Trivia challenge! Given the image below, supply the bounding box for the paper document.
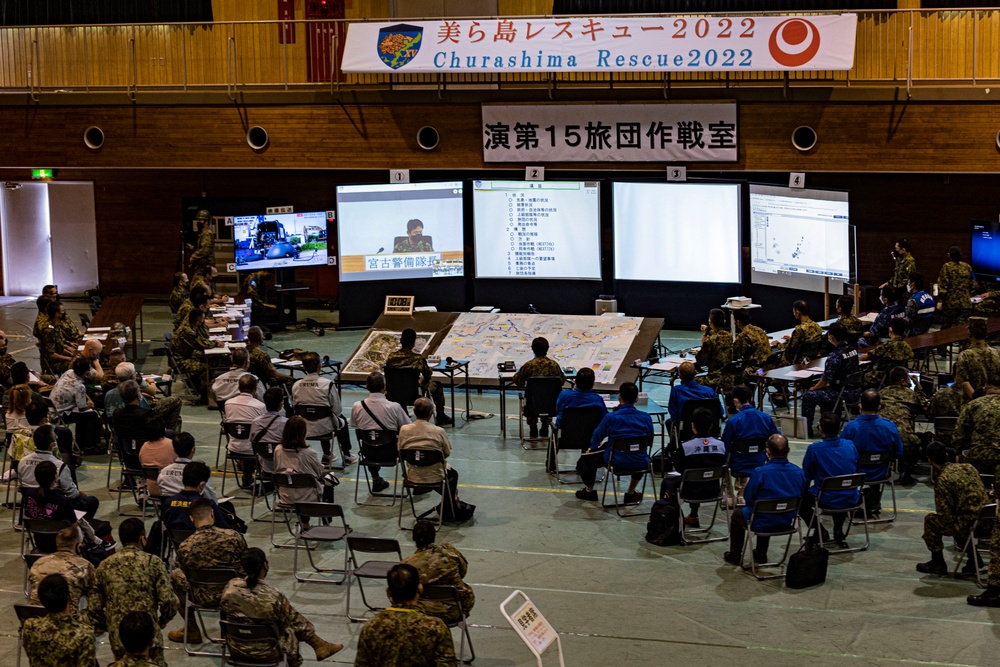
[86,327,111,332]
[787,369,823,379]
[648,361,681,371]
[859,312,878,323]
[74,510,87,521]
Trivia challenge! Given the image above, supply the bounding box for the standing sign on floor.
[501,590,565,667]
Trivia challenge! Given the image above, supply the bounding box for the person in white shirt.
[211,347,265,405]
[350,371,411,494]
[19,424,100,519]
[49,357,102,453]
[225,375,266,488]
[157,432,219,502]
[291,351,350,467]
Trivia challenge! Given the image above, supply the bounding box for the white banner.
[482,104,737,162]
[342,15,856,74]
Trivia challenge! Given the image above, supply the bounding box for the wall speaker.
[791,125,817,152]
[416,126,440,151]
[246,126,269,150]
[84,126,105,150]
[995,130,1000,150]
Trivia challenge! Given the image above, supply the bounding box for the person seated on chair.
[732,309,772,382]
[100,348,126,394]
[291,351,352,468]
[28,525,96,615]
[398,398,462,510]
[666,361,717,425]
[172,309,222,399]
[858,286,907,349]
[8,401,73,485]
[840,389,904,519]
[249,386,287,477]
[109,611,162,667]
[0,329,17,389]
[385,327,453,426]
[225,374,266,489]
[722,384,780,505]
[172,285,208,334]
[771,299,823,365]
[157,433,220,501]
[574,382,654,504]
[20,425,99,521]
[859,318,913,387]
[350,371,411,494]
[33,293,54,340]
[802,323,859,439]
[22,573,97,667]
[246,325,293,386]
[878,366,928,487]
[105,361,183,432]
[799,412,860,547]
[220,547,343,666]
[355,563,456,667]
[169,271,189,316]
[905,272,936,336]
[161,460,232,531]
[835,296,863,335]
[660,407,727,529]
[212,346,265,404]
[272,416,334,518]
[512,336,566,439]
[113,379,154,442]
[139,414,177,497]
[10,361,48,400]
[402,520,475,625]
[954,317,1000,401]
[49,356,103,454]
[554,367,606,428]
[190,264,227,306]
[23,461,87,553]
[952,376,1000,479]
[724,434,807,567]
[77,338,104,384]
[917,442,988,578]
[696,308,733,392]
[5,383,32,430]
[169,498,247,646]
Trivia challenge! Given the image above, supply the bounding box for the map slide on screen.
[473,180,601,279]
[613,182,741,283]
[344,330,436,375]
[433,313,642,384]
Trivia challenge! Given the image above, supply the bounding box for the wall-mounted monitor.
[234,211,330,270]
[336,182,464,283]
[473,180,601,280]
[972,220,1000,283]
[749,184,850,291]
[612,182,741,283]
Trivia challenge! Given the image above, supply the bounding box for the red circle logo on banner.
[768,18,821,67]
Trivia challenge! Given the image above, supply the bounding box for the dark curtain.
[553,0,895,11]
[0,0,213,25]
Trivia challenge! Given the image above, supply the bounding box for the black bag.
[650,448,672,475]
[645,497,681,546]
[80,540,109,566]
[785,543,829,589]
[442,498,476,523]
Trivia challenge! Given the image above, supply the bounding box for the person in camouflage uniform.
[89,518,178,667]
[835,296,863,335]
[512,336,566,438]
[928,383,965,431]
[954,317,1000,400]
[57,310,81,348]
[242,270,276,327]
[109,611,161,667]
[879,366,929,485]
[39,300,77,375]
[169,271,189,315]
[28,525,96,616]
[0,330,16,388]
[917,442,988,576]
[355,563,456,667]
[33,294,53,340]
[246,325,293,385]
[402,521,475,624]
[385,328,452,426]
[172,309,215,396]
[774,300,823,365]
[884,238,917,289]
[696,308,733,392]
[937,246,974,328]
[23,573,97,667]
[953,379,1000,479]
[188,209,214,273]
[732,309,770,382]
[169,498,246,645]
[394,219,434,253]
[220,548,342,666]
[969,496,1000,606]
[861,319,913,387]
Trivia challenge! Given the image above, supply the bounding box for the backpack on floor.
[645,497,681,546]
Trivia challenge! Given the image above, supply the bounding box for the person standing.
[938,245,973,328]
[882,238,916,289]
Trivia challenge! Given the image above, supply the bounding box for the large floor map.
[433,313,643,384]
[344,329,436,375]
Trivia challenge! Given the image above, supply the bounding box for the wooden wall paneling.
[499,0,554,16]
[346,1,392,20]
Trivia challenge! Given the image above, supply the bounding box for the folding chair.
[670,397,722,446]
[354,429,401,506]
[934,416,959,444]
[182,566,240,656]
[549,406,605,484]
[13,604,46,667]
[213,402,229,469]
[795,341,826,364]
[142,466,165,517]
[518,376,563,449]
[677,466,730,544]
[384,367,424,414]
[219,621,288,667]
[805,473,869,554]
[219,423,255,496]
[738,497,802,580]
[22,553,43,598]
[953,503,997,588]
[165,334,201,402]
[853,451,897,525]
[250,440,277,521]
[600,435,654,518]
[421,584,476,664]
[21,518,71,594]
[112,434,147,517]
[270,473,321,549]
[165,528,194,569]
[727,438,767,503]
[833,371,865,421]
[398,448,452,530]
[292,502,351,584]
[294,404,345,471]
[345,536,402,622]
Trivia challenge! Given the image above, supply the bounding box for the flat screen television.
[233,211,331,270]
[972,220,1000,283]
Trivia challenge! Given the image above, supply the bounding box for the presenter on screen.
[393,219,434,253]
[880,238,916,289]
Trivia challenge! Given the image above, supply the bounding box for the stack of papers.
[787,369,823,379]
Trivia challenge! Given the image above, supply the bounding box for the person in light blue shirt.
[722,384,780,503]
[839,389,904,519]
[574,382,653,505]
[667,361,718,423]
[800,412,860,545]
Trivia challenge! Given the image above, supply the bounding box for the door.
[1,182,52,296]
[47,182,100,295]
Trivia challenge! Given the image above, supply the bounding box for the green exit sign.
[31,169,54,180]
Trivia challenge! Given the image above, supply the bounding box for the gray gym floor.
[0,297,993,667]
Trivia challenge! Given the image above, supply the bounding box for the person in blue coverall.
[667,362,717,423]
[801,322,859,438]
[550,367,607,473]
[800,412,860,545]
[723,384,781,504]
[575,382,653,505]
[839,389,904,518]
[724,434,806,566]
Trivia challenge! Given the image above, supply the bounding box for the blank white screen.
[613,182,741,283]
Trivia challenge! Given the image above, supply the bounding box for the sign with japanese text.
[510,601,558,654]
[342,15,856,73]
[482,103,737,162]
